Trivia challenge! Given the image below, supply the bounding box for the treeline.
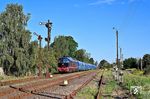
[98,54,150,75]
[0,4,96,76]
[123,54,150,75]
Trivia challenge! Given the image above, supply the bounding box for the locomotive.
[58,56,97,73]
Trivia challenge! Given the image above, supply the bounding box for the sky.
[0,0,150,63]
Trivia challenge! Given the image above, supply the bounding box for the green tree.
[66,36,78,57]
[123,57,138,69]
[42,48,57,74]
[74,49,86,62]
[0,4,31,76]
[142,54,150,75]
[28,41,39,75]
[51,35,78,59]
[98,59,111,69]
[74,49,94,64]
[89,58,94,64]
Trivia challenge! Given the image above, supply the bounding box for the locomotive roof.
[62,56,75,61]
[61,56,96,66]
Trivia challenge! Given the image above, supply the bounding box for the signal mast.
[33,32,43,77]
[40,20,52,78]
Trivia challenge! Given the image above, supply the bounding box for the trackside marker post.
[63,80,68,85]
[50,74,53,78]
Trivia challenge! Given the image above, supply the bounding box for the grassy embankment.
[123,69,150,98]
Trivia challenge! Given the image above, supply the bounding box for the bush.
[0,76,4,80]
[132,69,144,75]
[144,65,150,75]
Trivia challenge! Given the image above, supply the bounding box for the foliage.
[102,79,118,95]
[89,58,94,64]
[98,59,111,69]
[77,87,97,99]
[142,54,150,75]
[0,4,31,76]
[28,40,39,74]
[51,37,95,64]
[123,57,138,69]
[74,49,94,64]
[132,69,144,75]
[74,49,85,62]
[123,71,150,98]
[51,35,78,59]
[0,76,4,80]
[144,66,150,75]
[42,48,57,74]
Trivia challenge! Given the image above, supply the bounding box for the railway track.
[0,76,39,86]
[0,70,98,99]
[0,74,60,98]
[96,70,104,99]
[23,71,98,99]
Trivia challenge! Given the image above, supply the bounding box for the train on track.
[58,56,97,73]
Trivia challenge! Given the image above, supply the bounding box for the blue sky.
[0,0,150,63]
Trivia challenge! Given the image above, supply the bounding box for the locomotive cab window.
[59,58,69,63]
[58,58,70,67]
[58,63,69,67]
[63,58,69,63]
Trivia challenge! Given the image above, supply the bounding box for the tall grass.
[123,73,150,89]
[123,71,150,98]
[102,70,118,95]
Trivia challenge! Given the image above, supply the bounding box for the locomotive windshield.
[58,58,70,67]
[58,58,69,63]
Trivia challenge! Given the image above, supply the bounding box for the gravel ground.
[23,72,96,99]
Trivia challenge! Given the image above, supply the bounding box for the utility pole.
[113,27,122,83]
[33,32,43,77]
[113,27,119,68]
[40,20,52,78]
[116,30,119,68]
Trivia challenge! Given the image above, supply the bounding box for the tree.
[142,54,150,75]
[89,58,94,64]
[0,4,31,76]
[74,49,86,62]
[51,35,78,59]
[74,49,94,64]
[42,48,57,74]
[98,59,111,69]
[28,41,39,75]
[66,36,78,57]
[123,57,138,69]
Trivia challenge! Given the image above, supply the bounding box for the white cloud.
[89,0,141,6]
[89,0,116,5]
